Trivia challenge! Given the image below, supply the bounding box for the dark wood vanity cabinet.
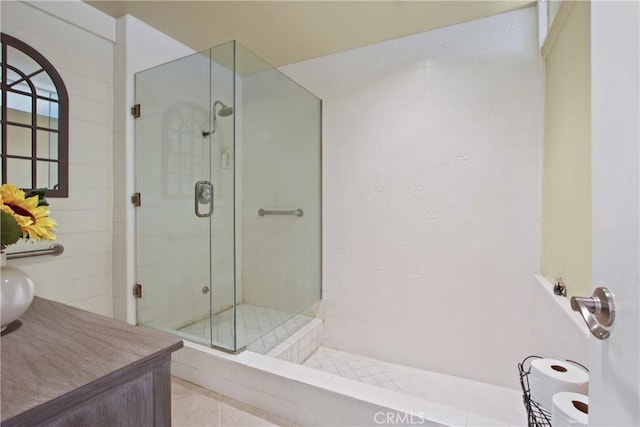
[1,297,183,426]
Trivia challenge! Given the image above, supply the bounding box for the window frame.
[1,32,69,197]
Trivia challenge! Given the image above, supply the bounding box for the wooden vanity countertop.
[0,297,183,423]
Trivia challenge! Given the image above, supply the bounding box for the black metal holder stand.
[518,355,588,427]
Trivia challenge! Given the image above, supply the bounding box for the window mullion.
[1,40,7,184]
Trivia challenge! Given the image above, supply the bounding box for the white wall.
[1,0,116,316]
[540,1,591,299]
[283,7,543,388]
[530,275,589,364]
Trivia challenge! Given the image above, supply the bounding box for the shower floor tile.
[303,346,526,425]
[178,303,312,353]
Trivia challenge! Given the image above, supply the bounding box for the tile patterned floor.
[303,347,526,425]
[172,377,295,427]
[246,313,314,354]
[177,303,312,353]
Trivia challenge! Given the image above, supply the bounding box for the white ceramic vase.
[1,251,35,331]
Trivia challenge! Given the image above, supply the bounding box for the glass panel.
[235,42,322,353]
[37,130,58,160]
[36,98,59,129]
[6,94,32,124]
[134,48,214,348]
[164,106,208,196]
[208,41,237,350]
[6,125,32,157]
[6,70,22,87]
[7,46,42,77]
[11,81,31,94]
[32,72,57,98]
[36,160,58,189]
[6,158,31,188]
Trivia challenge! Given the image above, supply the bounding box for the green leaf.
[25,188,49,206]
[1,210,22,246]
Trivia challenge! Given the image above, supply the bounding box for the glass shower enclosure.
[134,41,321,353]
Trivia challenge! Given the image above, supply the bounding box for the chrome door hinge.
[133,284,142,299]
[131,192,141,207]
[131,104,141,118]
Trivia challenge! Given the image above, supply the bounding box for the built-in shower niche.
[134,40,321,352]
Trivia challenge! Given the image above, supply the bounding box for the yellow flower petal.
[0,183,56,241]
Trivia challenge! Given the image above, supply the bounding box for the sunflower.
[0,184,56,241]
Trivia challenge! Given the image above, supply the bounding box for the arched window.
[1,33,69,197]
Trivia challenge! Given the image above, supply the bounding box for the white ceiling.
[85,1,534,68]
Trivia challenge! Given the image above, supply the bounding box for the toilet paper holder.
[518,355,589,427]
[570,286,615,340]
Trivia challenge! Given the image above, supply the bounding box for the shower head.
[218,105,233,117]
[202,100,233,137]
[214,101,233,117]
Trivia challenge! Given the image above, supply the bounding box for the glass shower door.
[134,46,236,350]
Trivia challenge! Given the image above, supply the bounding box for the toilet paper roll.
[529,359,588,412]
[551,392,588,427]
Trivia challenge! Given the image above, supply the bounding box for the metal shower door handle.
[570,286,615,340]
[195,181,214,217]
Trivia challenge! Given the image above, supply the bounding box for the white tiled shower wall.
[282,7,543,389]
[1,1,115,316]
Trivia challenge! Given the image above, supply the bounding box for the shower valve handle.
[195,181,214,218]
